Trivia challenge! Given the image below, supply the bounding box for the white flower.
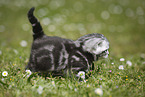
[26,70,32,74]
[20,40,27,47]
[111,62,114,65]
[37,86,43,94]
[2,71,8,76]
[87,85,90,87]
[95,88,103,96]
[74,88,77,92]
[52,81,55,86]
[25,70,32,77]
[77,71,85,79]
[119,65,124,70]
[126,60,132,66]
[120,58,125,61]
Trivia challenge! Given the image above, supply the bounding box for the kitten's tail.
[28,7,45,39]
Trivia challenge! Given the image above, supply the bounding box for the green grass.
[0,51,144,97]
[0,0,145,97]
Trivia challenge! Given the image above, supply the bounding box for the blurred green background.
[0,0,145,57]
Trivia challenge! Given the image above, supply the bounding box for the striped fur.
[27,7,44,40]
[26,7,109,77]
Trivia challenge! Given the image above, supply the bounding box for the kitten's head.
[76,33,109,60]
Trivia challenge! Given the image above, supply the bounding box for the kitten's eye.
[98,42,102,46]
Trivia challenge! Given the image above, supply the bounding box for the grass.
[0,52,144,97]
[0,0,145,97]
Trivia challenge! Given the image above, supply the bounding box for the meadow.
[0,0,145,97]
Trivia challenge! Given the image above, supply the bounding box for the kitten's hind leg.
[25,62,35,72]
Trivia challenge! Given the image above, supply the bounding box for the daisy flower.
[95,88,103,96]
[111,62,114,65]
[2,71,8,76]
[120,58,125,61]
[126,60,132,66]
[37,85,43,94]
[87,84,90,87]
[119,65,124,70]
[52,81,55,86]
[25,70,32,77]
[74,88,77,92]
[77,71,85,79]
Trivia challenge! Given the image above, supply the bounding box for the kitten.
[25,7,109,77]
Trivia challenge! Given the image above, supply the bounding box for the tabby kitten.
[25,7,109,76]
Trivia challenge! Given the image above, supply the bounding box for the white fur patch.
[74,41,80,47]
[71,67,81,71]
[83,38,109,55]
[44,45,54,51]
[37,45,55,52]
[95,40,109,54]
[103,50,109,58]
[50,53,55,70]
[72,55,80,61]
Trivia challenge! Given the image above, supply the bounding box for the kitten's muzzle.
[96,49,109,58]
